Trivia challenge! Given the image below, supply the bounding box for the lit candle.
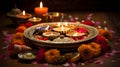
[34,1,48,16]
[61,25,64,31]
[53,25,70,33]
[64,23,68,26]
[28,17,42,24]
[16,10,32,19]
[66,31,86,37]
[57,22,61,26]
[42,31,60,39]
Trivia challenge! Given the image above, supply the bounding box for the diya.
[28,17,42,24]
[66,31,87,38]
[16,10,32,19]
[43,31,60,39]
[53,25,70,34]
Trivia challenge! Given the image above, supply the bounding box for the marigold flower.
[89,42,101,56]
[16,25,26,33]
[78,44,94,61]
[45,49,60,63]
[98,28,112,40]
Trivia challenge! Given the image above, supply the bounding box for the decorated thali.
[24,22,98,51]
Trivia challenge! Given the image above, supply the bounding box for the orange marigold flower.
[12,32,24,40]
[11,32,24,43]
[45,49,60,63]
[16,25,26,33]
[98,28,112,40]
[78,44,94,61]
[12,39,25,45]
[89,42,101,56]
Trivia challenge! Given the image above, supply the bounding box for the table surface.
[0,11,120,67]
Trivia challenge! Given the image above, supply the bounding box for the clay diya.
[16,10,32,19]
[43,31,60,39]
[53,25,70,34]
[28,17,42,24]
[66,31,86,38]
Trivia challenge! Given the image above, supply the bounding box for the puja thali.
[24,22,98,51]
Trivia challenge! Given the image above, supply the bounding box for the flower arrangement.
[2,13,115,66]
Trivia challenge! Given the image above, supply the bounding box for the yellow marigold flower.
[98,28,112,40]
[78,44,94,61]
[45,49,60,63]
[89,42,101,56]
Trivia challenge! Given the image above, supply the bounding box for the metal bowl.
[24,22,98,51]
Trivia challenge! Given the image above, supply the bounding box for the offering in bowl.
[66,31,87,38]
[43,31,60,39]
[53,25,70,34]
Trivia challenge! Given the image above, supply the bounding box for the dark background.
[0,0,120,15]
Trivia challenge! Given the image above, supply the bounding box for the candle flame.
[61,25,64,31]
[40,1,43,8]
[45,25,50,30]
[33,17,36,20]
[22,10,25,15]
[65,23,68,26]
[56,13,59,17]
[58,22,61,26]
[73,33,78,36]
[50,33,54,35]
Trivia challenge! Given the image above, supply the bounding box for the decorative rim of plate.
[24,22,98,45]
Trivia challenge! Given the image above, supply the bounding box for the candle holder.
[16,11,32,23]
[28,17,42,25]
[66,31,86,38]
[47,12,65,22]
[6,8,22,26]
[53,25,70,34]
[42,31,60,39]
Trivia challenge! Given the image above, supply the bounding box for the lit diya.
[53,25,70,33]
[16,10,32,19]
[28,17,42,24]
[43,31,60,39]
[66,31,86,38]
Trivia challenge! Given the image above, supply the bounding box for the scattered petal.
[2,45,9,50]
[42,63,49,67]
[104,54,110,59]
[63,63,70,67]
[31,61,38,64]
[94,60,103,64]
[95,21,100,25]
[71,63,77,67]
[116,50,120,54]
[111,60,116,62]
[81,63,85,66]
